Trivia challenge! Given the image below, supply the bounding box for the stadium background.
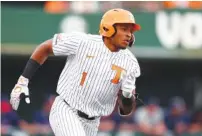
[1,1,202,136]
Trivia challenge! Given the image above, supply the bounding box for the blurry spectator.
[1,94,20,126]
[139,1,163,12]
[163,1,202,9]
[133,96,167,136]
[112,110,136,132]
[112,111,136,136]
[165,96,191,135]
[121,1,141,11]
[10,93,55,136]
[32,94,56,135]
[99,115,115,135]
[100,1,122,12]
[70,1,100,14]
[186,109,202,135]
[99,103,136,135]
[44,1,69,14]
[1,94,29,136]
[121,1,162,12]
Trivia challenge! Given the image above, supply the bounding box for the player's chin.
[118,45,127,50]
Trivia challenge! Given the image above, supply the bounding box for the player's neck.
[103,37,119,52]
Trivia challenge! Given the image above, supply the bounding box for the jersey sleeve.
[128,61,140,92]
[130,60,141,78]
[52,32,84,56]
[121,57,141,95]
[125,49,141,78]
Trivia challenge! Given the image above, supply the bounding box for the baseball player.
[10,8,141,136]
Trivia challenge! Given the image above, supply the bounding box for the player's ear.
[129,34,135,47]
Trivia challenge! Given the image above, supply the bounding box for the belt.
[63,100,95,120]
[77,110,95,120]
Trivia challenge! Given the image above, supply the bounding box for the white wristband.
[122,91,133,98]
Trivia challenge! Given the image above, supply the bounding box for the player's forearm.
[22,39,53,80]
[31,39,53,64]
[119,94,135,114]
[117,90,136,115]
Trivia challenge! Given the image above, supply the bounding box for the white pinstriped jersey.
[52,32,140,117]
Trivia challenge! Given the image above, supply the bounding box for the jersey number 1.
[80,65,125,86]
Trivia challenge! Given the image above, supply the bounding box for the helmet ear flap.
[110,24,117,37]
[102,23,116,37]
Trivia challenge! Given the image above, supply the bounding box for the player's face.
[112,23,134,49]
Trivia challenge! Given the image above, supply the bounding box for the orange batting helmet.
[99,8,141,37]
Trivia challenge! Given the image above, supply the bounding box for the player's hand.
[121,71,136,98]
[10,76,30,110]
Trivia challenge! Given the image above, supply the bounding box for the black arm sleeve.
[22,59,41,80]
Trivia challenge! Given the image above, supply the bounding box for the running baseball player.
[10,8,141,136]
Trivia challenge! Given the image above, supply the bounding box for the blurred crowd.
[1,93,202,136]
[100,97,202,136]
[43,1,202,14]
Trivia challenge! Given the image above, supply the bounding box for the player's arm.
[117,89,136,115]
[17,32,82,81]
[10,32,82,110]
[23,31,83,79]
[118,62,141,116]
[31,39,53,64]
[9,39,54,110]
[23,39,53,79]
